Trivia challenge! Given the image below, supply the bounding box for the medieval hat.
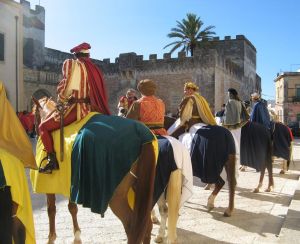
[184,81,199,91]
[137,79,157,96]
[228,88,238,96]
[70,42,91,54]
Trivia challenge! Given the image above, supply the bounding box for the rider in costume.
[126,79,168,136]
[250,92,271,129]
[0,81,36,243]
[223,88,249,129]
[170,81,216,138]
[223,88,249,172]
[117,89,138,117]
[38,42,110,173]
[126,79,194,224]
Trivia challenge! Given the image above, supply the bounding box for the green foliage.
[164,13,216,56]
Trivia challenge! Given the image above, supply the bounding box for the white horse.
[151,135,193,244]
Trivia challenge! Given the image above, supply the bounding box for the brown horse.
[164,116,236,216]
[32,97,156,244]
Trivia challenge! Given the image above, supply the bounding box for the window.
[0,33,4,61]
[296,86,300,98]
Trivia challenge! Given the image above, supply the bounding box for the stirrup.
[38,156,50,174]
[38,156,59,174]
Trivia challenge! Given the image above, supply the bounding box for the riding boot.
[39,152,59,174]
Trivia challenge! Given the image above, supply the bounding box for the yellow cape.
[193,93,217,125]
[30,112,98,196]
[0,81,36,169]
[0,148,36,244]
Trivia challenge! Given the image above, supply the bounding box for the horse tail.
[129,142,156,244]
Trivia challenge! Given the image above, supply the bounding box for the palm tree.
[164,13,216,56]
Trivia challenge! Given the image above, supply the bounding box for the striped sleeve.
[57,59,74,100]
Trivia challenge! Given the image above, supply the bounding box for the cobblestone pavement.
[28,138,300,243]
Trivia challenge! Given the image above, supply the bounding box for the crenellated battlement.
[20,0,45,14]
[99,34,255,66]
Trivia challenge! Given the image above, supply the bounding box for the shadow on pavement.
[194,207,284,236]
[281,209,300,232]
[236,189,291,207]
[176,227,231,244]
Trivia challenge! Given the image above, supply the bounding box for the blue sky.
[27,0,300,98]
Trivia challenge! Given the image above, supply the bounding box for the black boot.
[39,152,59,174]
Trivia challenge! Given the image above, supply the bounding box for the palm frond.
[163,41,183,49]
[167,32,186,39]
[169,42,185,54]
[165,13,216,56]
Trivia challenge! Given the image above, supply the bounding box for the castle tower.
[21,0,45,68]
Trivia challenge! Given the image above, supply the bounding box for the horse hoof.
[239,166,246,172]
[167,239,178,244]
[224,209,232,217]
[74,230,81,243]
[204,184,211,190]
[207,201,214,212]
[207,196,215,211]
[154,236,164,243]
[265,186,274,192]
[279,170,285,174]
[253,188,260,193]
[152,216,160,225]
[48,233,57,244]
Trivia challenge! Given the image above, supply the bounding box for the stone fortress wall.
[21,0,261,114]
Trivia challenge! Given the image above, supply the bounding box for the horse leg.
[68,201,81,242]
[207,176,225,212]
[253,167,265,193]
[151,209,160,224]
[265,157,274,192]
[204,184,212,190]
[279,159,287,174]
[224,155,236,217]
[154,195,167,243]
[47,193,57,242]
[166,169,182,244]
[143,218,153,244]
[109,167,139,243]
[12,202,26,244]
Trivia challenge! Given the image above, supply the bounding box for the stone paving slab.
[28,139,300,243]
[279,174,300,243]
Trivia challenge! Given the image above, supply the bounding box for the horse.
[150,135,193,243]
[0,150,35,244]
[164,116,236,217]
[270,121,293,174]
[238,121,291,193]
[183,115,274,194]
[31,97,82,243]
[31,97,157,244]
